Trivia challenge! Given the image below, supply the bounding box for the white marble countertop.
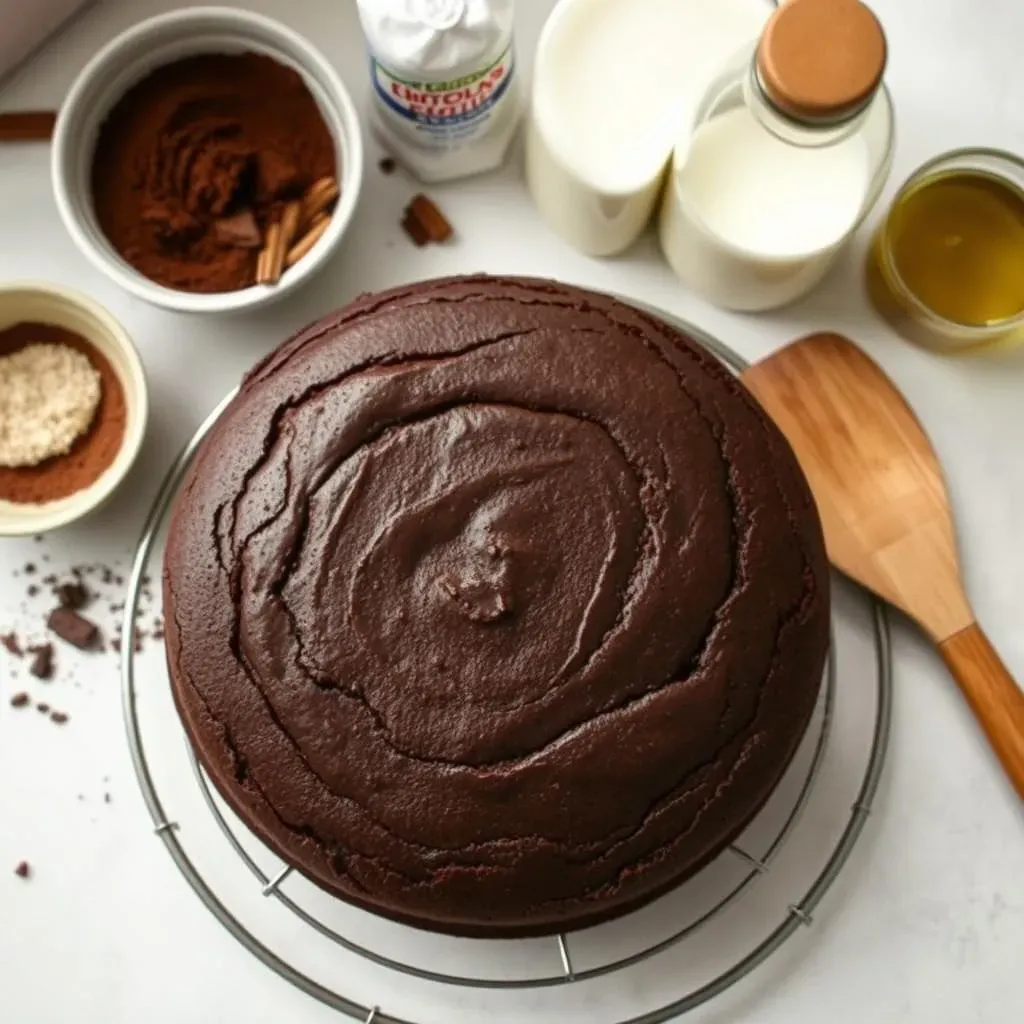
[1,1,1021,1022]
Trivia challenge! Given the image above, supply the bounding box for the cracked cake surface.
[163,275,830,936]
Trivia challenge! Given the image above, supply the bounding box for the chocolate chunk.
[9,692,30,708]
[1,632,22,657]
[48,608,99,650]
[28,643,54,680]
[14,861,30,879]
[404,193,454,245]
[378,156,397,175]
[49,710,69,725]
[401,209,430,247]
[54,581,89,609]
[214,210,262,248]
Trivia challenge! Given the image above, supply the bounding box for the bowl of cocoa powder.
[51,7,363,314]
[0,282,147,535]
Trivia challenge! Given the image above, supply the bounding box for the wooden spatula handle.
[939,623,1024,800]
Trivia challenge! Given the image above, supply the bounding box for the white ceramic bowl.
[0,282,148,536]
[51,7,363,314]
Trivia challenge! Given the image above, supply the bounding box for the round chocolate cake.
[164,276,829,937]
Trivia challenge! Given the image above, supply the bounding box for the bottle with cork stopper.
[659,0,895,311]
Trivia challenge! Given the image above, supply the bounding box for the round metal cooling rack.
[122,311,893,1024]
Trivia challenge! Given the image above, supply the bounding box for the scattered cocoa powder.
[0,323,126,504]
[54,580,89,610]
[92,53,337,293]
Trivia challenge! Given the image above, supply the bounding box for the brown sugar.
[0,323,126,504]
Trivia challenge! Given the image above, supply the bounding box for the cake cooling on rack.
[162,275,830,937]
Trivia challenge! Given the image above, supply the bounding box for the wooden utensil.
[741,332,1024,800]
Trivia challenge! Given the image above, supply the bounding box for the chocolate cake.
[163,276,830,937]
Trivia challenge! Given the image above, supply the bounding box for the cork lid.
[757,0,887,122]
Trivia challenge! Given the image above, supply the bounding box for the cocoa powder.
[0,323,126,504]
[91,53,336,293]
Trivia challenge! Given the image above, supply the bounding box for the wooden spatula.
[741,332,1024,800]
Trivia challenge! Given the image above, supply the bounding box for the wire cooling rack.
[121,311,892,1024]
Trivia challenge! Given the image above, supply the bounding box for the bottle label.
[369,45,516,151]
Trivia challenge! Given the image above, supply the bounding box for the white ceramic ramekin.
[0,282,148,536]
[51,7,363,314]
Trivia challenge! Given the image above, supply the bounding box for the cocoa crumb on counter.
[47,607,99,650]
[402,193,454,247]
[2,632,23,657]
[49,710,69,725]
[13,861,30,879]
[10,692,30,708]
[54,580,90,609]
[28,643,54,680]
[378,156,397,175]
[36,702,50,714]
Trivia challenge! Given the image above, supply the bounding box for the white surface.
[0,1,1021,1023]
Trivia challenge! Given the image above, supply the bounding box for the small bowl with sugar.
[0,281,148,535]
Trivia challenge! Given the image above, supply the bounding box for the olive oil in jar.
[868,151,1024,351]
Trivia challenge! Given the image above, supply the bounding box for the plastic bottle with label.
[355,0,522,183]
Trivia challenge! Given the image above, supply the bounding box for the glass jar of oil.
[866,148,1024,352]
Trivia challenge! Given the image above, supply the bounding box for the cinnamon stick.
[0,111,58,143]
[256,222,282,285]
[301,176,340,228]
[285,214,331,269]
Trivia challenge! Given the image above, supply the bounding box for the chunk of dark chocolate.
[47,608,99,650]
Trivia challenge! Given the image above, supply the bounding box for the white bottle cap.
[414,0,466,31]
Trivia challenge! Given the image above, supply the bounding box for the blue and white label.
[370,45,516,151]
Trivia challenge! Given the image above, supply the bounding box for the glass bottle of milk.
[659,0,894,311]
